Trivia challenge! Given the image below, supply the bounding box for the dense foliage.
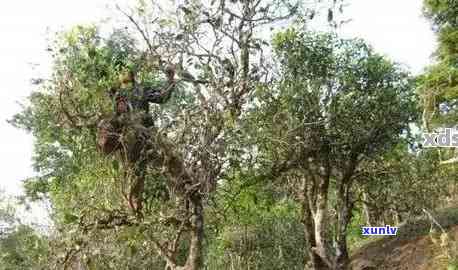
[2,0,457,270]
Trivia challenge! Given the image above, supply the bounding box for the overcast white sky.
[0,0,436,220]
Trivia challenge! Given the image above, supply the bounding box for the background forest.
[1,0,458,269]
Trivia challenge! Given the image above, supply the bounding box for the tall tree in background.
[420,0,458,128]
[247,30,416,269]
[419,0,458,163]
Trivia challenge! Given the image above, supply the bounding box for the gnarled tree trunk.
[299,161,356,270]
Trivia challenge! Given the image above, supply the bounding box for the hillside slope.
[351,208,458,270]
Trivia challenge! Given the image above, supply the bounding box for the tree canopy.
[3,0,458,270]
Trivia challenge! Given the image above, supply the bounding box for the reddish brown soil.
[351,225,458,270]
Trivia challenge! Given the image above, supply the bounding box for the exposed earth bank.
[351,208,458,270]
